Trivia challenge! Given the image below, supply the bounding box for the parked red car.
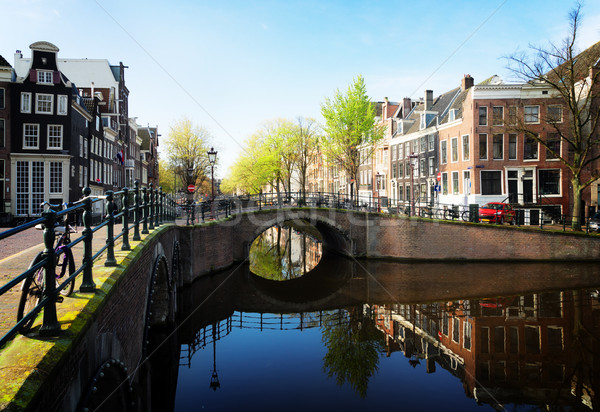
[479,202,515,224]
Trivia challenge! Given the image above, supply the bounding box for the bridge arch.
[242,209,353,259]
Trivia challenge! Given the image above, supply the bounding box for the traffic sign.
[187,184,195,193]
[436,172,441,182]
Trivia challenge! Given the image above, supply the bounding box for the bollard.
[104,190,117,266]
[80,187,96,292]
[149,183,155,230]
[133,181,141,241]
[39,209,61,336]
[142,186,149,234]
[121,187,131,250]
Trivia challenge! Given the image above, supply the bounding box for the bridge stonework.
[201,209,600,261]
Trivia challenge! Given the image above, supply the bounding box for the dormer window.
[449,108,457,122]
[420,114,426,130]
[37,70,53,84]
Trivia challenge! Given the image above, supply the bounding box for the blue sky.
[2,0,600,176]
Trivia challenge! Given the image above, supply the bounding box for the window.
[0,119,4,148]
[481,327,490,354]
[451,137,458,162]
[524,135,539,160]
[428,157,434,175]
[50,162,63,193]
[453,317,460,343]
[420,158,426,176]
[0,88,4,109]
[398,143,404,160]
[479,134,487,160]
[479,106,488,126]
[428,135,434,151]
[442,173,448,195]
[16,161,44,216]
[481,170,502,195]
[452,171,459,195]
[463,171,471,195]
[524,106,539,123]
[21,92,32,113]
[47,125,63,149]
[420,114,426,129]
[508,106,517,125]
[525,326,540,354]
[405,185,410,203]
[398,161,404,178]
[508,134,517,159]
[539,169,560,195]
[441,140,447,164]
[464,322,472,350]
[37,70,53,84]
[547,105,563,123]
[36,93,53,114]
[57,95,68,115]
[493,134,503,159]
[495,327,506,353]
[492,106,504,126]
[23,124,39,149]
[546,133,561,159]
[398,184,404,201]
[462,135,470,161]
[391,145,396,161]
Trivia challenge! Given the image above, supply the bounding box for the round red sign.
[436,172,441,182]
[187,184,195,193]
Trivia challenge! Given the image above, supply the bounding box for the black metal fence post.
[149,183,155,230]
[80,187,96,292]
[159,186,164,225]
[142,186,149,234]
[133,181,141,241]
[154,189,160,228]
[39,209,61,337]
[121,187,131,250]
[104,190,117,266]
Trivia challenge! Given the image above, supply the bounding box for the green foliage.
[320,75,384,197]
[320,308,385,397]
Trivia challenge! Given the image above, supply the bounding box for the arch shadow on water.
[247,251,355,305]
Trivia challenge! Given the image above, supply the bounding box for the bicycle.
[16,202,76,333]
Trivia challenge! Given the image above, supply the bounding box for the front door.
[523,170,534,203]
[507,170,518,203]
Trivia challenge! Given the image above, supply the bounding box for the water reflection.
[167,260,600,411]
[249,222,322,280]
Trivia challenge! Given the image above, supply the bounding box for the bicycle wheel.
[461,211,470,222]
[17,253,44,333]
[55,246,75,297]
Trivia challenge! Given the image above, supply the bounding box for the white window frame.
[37,70,53,84]
[452,171,459,195]
[524,105,540,124]
[49,162,63,194]
[547,105,563,123]
[21,92,32,113]
[47,125,63,150]
[451,137,458,163]
[23,123,40,149]
[57,95,68,115]
[462,135,470,161]
[35,93,54,114]
[440,140,447,165]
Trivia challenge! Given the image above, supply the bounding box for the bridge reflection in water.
[140,255,600,412]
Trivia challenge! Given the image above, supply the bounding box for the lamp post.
[186,166,194,225]
[408,153,419,216]
[207,147,217,218]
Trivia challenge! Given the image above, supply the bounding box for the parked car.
[479,202,515,224]
[588,212,600,232]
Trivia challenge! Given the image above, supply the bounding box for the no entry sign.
[188,184,195,193]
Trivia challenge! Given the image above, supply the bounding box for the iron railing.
[0,183,177,348]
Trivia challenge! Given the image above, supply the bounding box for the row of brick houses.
[307,41,600,223]
[0,41,159,223]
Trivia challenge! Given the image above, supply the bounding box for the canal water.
[150,225,600,411]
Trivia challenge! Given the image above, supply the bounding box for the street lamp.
[186,166,194,225]
[408,153,419,216]
[207,147,217,202]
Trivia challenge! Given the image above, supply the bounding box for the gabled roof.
[400,87,461,135]
[0,54,11,68]
[439,88,470,125]
[547,40,600,83]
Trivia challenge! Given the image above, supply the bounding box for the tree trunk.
[571,177,583,230]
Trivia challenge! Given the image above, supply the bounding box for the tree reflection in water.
[320,307,385,397]
[249,222,322,280]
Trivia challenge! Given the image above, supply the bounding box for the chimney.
[424,90,433,110]
[383,97,389,119]
[462,74,474,91]
[402,97,412,119]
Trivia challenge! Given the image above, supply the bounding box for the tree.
[321,75,385,200]
[506,2,600,229]
[293,117,320,200]
[158,159,176,194]
[162,117,214,197]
